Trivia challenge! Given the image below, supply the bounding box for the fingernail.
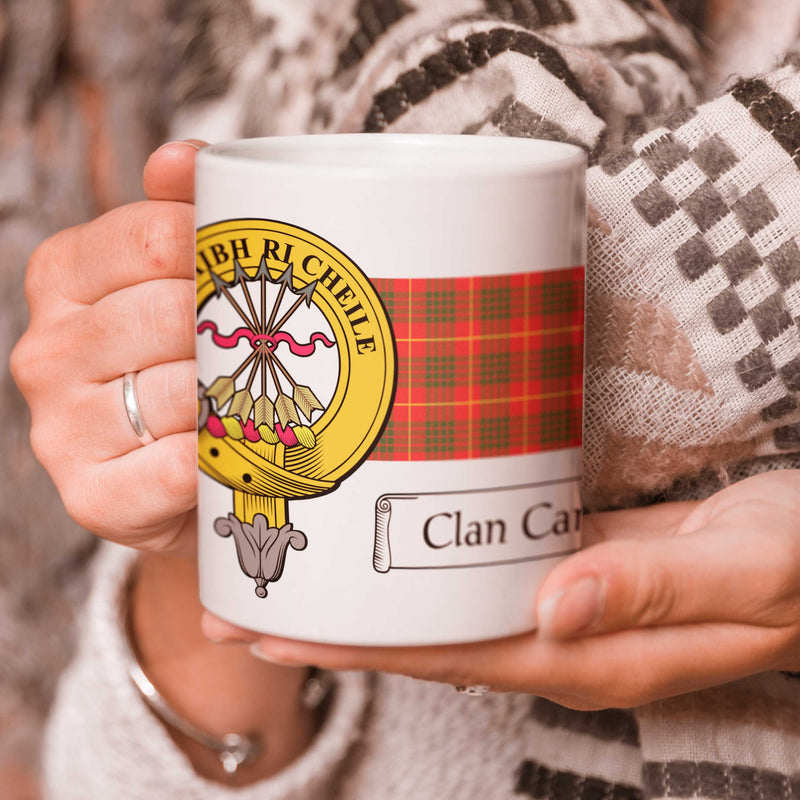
[249,642,305,666]
[537,576,605,639]
[156,139,202,151]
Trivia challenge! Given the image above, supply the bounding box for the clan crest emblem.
[196,219,396,597]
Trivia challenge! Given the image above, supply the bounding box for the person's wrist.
[130,549,319,785]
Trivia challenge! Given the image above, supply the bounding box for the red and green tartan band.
[369,266,584,461]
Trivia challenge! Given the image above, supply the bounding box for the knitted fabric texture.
[5,0,797,798]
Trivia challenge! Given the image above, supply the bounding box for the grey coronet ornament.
[213,513,308,597]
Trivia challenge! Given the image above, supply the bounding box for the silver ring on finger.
[123,371,156,446]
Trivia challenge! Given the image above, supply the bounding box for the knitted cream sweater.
[43,2,800,798]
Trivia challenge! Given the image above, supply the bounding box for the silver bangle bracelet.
[119,574,334,776]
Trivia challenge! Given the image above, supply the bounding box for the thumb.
[143,139,208,203]
[534,524,799,639]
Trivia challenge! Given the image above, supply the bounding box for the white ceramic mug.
[196,134,585,645]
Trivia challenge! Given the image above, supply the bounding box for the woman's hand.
[209,470,800,710]
[12,144,321,783]
[10,141,202,555]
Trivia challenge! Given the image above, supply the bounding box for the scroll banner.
[373,477,581,572]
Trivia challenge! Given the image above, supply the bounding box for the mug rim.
[198,133,586,178]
